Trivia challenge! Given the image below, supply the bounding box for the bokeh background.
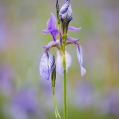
[0,0,119,119]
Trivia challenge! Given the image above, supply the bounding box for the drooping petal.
[40,52,55,80]
[67,37,79,43]
[76,46,86,76]
[43,40,60,51]
[56,50,72,76]
[59,0,73,21]
[68,26,81,32]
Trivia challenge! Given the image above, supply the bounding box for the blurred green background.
[0,0,119,119]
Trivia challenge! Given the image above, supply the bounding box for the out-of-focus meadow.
[0,0,119,119]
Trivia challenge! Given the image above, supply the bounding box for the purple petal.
[42,13,58,41]
[43,40,60,49]
[42,28,58,41]
[56,50,72,76]
[50,30,58,41]
[42,28,58,34]
[42,29,58,41]
[40,52,54,80]
[67,37,79,43]
[68,26,81,32]
[42,29,50,34]
[47,13,56,29]
[76,46,86,76]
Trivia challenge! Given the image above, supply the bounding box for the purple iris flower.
[40,13,86,80]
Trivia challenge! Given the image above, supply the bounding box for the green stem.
[64,68,67,119]
[63,53,67,119]
[62,25,67,119]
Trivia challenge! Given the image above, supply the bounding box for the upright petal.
[56,50,72,76]
[47,13,56,29]
[42,13,58,41]
[76,46,86,76]
[40,52,54,80]
[68,26,81,32]
[59,0,73,21]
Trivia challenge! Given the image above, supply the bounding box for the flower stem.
[61,22,68,118]
[63,59,67,119]
[62,52,67,119]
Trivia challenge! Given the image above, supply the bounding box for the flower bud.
[59,0,73,22]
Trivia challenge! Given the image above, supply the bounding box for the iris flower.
[40,0,86,118]
[40,12,86,80]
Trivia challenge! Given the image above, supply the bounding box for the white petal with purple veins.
[76,46,86,76]
[67,5,73,21]
[40,52,54,80]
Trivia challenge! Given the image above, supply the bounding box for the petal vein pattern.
[76,46,86,76]
[59,0,73,21]
[40,52,54,80]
